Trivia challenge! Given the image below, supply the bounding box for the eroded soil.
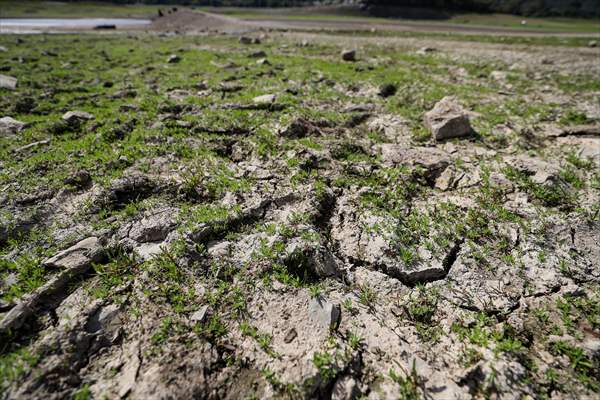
[0,26,599,400]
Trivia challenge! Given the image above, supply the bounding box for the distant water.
[0,18,150,29]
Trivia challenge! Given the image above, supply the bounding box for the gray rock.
[87,303,122,340]
[0,46,7,52]
[378,144,450,182]
[308,296,340,330]
[0,238,106,334]
[43,237,105,270]
[341,49,356,62]
[589,40,597,48]
[190,305,209,323]
[0,74,17,90]
[424,97,472,140]
[284,328,297,343]
[285,239,340,278]
[127,210,176,243]
[0,116,26,136]
[507,155,560,184]
[253,94,276,105]
[62,111,94,124]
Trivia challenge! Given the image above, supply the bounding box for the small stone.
[62,111,94,124]
[253,94,276,105]
[341,49,356,62]
[378,83,397,98]
[424,96,473,140]
[0,116,26,136]
[589,40,597,48]
[190,305,209,323]
[167,54,180,63]
[308,296,340,330]
[0,46,7,52]
[256,58,270,66]
[0,74,17,90]
[284,328,297,343]
[239,36,257,45]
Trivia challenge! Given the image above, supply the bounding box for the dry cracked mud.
[0,21,599,400]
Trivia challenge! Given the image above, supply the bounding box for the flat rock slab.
[43,236,105,270]
[62,111,95,124]
[308,296,340,330]
[1,237,106,334]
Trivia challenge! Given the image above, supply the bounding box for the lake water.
[0,18,151,29]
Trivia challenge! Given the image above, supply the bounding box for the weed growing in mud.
[389,361,421,400]
[0,347,39,393]
[312,351,337,381]
[551,341,600,391]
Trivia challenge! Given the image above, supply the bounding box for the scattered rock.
[341,49,356,62]
[44,237,105,270]
[284,328,297,343]
[0,237,106,334]
[589,40,598,48]
[190,305,210,323]
[252,94,276,106]
[62,110,94,124]
[0,116,27,136]
[308,296,340,330]
[0,74,17,90]
[424,96,473,140]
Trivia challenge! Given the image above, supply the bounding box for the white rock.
[0,116,26,136]
[253,94,276,105]
[0,74,17,90]
[62,111,94,123]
